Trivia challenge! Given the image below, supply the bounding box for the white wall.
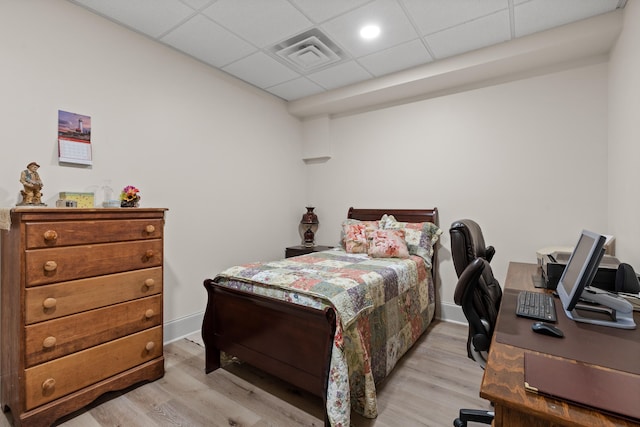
[307,62,610,320]
[0,0,306,340]
[608,0,640,268]
[0,0,632,333]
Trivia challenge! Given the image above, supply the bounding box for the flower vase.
[121,197,140,208]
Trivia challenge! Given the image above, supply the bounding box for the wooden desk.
[480,262,640,427]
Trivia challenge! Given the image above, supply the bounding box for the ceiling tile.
[161,14,256,67]
[514,0,622,37]
[67,0,624,102]
[70,0,196,38]
[223,52,301,89]
[290,0,372,23]
[202,0,313,48]
[266,77,325,101]
[403,0,508,36]
[307,60,372,90]
[426,10,511,60]
[321,0,420,58]
[358,39,433,77]
[181,0,215,10]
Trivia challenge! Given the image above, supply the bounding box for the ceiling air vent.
[271,29,343,73]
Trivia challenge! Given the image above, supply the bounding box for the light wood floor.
[1,321,491,427]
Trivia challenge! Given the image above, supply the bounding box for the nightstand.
[285,245,334,258]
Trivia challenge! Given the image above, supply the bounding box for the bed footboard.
[202,278,337,401]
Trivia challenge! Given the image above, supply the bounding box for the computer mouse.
[531,321,564,338]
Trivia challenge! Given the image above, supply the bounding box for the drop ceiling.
[67,0,625,103]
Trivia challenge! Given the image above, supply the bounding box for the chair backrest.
[450,219,495,276]
[450,220,502,366]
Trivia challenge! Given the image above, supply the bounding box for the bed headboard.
[347,207,439,226]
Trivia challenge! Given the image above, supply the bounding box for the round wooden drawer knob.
[145,309,155,319]
[42,378,56,392]
[43,336,57,348]
[43,298,57,309]
[145,250,154,259]
[145,341,155,352]
[43,261,58,272]
[143,278,155,289]
[145,225,155,234]
[43,230,58,241]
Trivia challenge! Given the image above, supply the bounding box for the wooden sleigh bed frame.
[202,207,439,424]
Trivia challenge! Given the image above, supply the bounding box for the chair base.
[453,408,494,426]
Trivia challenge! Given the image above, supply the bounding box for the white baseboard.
[437,302,467,325]
[163,311,204,344]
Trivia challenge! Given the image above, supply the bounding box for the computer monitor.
[557,230,606,311]
[556,230,635,329]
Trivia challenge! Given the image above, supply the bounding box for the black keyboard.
[516,291,557,322]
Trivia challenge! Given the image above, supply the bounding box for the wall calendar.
[58,110,92,165]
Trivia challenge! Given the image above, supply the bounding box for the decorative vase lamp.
[300,207,319,247]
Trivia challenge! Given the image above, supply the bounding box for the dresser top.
[3,207,167,225]
[10,207,167,212]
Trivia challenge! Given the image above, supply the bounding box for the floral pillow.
[379,214,443,268]
[343,223,370,253]
[341,219,379,252]
[368,229,410,259]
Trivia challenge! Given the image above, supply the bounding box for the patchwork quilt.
[214,248,435,427]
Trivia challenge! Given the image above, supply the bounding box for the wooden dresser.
[0,208,167,426]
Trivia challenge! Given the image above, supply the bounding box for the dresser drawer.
[25,268,162,324]
[25,240,163,287]
[25,295,162,367]
[25,219,164,249]
[24,326,162,410]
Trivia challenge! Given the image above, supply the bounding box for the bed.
[202,207,440,426]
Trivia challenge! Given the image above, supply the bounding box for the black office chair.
[450,219,495,277]
[450,220,503,427]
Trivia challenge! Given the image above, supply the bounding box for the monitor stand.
[565,287,636,329]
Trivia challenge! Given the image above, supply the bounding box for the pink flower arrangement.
[120,185,140,205]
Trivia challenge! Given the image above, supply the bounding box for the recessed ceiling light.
[360,24,380,40]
